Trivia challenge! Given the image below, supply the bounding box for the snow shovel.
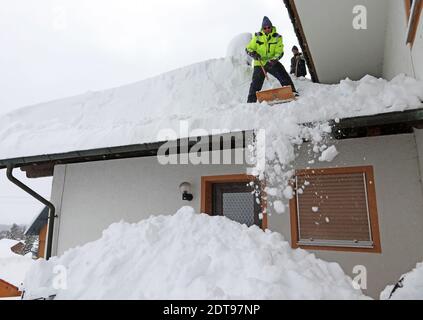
[256,61,295,105]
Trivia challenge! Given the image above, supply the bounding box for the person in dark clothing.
[290,45,307,77]
[245,16,297,103]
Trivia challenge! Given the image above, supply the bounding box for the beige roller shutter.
[290,166,381,252]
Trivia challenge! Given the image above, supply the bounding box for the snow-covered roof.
[0,35,422,165]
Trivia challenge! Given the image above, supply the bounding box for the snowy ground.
[23,207,369,300]
[0,238,34,296]
[381,263,423,300]
[0,255,33,289]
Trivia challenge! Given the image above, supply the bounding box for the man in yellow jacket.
[246,16,297,103]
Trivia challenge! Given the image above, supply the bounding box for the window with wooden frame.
[289,166,381,253]
[405,0,423,46]
[201,174,267,230]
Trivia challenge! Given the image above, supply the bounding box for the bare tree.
[6,223,25,240]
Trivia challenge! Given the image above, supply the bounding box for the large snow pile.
[380,262,423,300]
[23,207,368,300]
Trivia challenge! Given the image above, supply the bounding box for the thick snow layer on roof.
[0,48,422,160]
[23,207,369,300]
[380,262,423,300]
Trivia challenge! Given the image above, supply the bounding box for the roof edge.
[283,0,319,83]
[1,108,423,177]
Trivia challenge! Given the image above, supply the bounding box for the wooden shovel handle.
[259,61,269,81]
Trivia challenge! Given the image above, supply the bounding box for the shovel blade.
[256,86,295,104]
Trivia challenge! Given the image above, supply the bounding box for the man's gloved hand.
[266,60,278,68]
[248,51,261,61]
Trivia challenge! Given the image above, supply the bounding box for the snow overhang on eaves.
[0,109,423,179]
[331,108,423,139]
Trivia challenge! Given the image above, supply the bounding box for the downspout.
[6,164,56,260]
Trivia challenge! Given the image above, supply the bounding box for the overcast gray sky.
[0,0,299,225]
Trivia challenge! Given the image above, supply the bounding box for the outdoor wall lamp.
[179,182,193,201]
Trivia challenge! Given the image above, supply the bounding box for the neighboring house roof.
[0,279,21,298]
[10,242,25,255]
[25,207,49,236]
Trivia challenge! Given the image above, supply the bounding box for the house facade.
[44,113,423,298]
[0,0,421,299]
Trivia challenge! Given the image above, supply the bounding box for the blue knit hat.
[262,16,273,29]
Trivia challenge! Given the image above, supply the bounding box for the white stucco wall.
[382,0,423,80]
[51,150,249,256]
[294,0,388,84]
[294,0,423,82]
[50,133,423,298]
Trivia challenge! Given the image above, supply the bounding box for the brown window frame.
[289,166,382,253]
[201,174,268,230]
[405,0,423,46]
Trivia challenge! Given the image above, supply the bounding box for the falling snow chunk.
[319,146,339,162]
[273,200,286,214]
[312,207,319,213]
[265,187,278,197]
[283,186,294,200]
[325,217,330,223]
